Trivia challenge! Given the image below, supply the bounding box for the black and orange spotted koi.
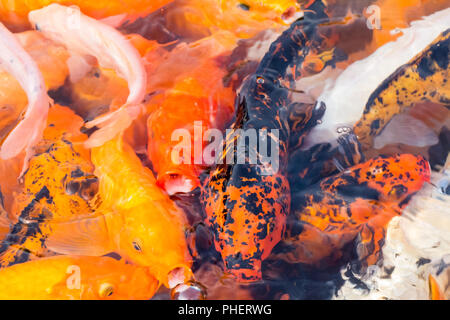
[290,30,448,189]
[276,154,430,273]
[0,139,98,267]
[353,29,449,152]
[0,106,98,268]
[201,0,330,282]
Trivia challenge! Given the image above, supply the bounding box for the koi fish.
[45,136,193,288]
[29,4,147,148]
[61,67,130,122]
[201,0,329,282]
[59,34,157,122]
[278,154,430,272]
[304,7,450,150]
[15,31,70,91]
[0,105,97,267]
[146,33,236,195]
[0,255,159,300]
[0,0,172,30]
[353,29,449,150]
[0,22,52,170]
[0,30,69,149]
[165,0,301,40]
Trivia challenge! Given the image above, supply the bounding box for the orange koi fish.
[279,154,430,271]
[0,23,52,171]
[45,136,193,288]
[146,33,236,194]
[0,255,159,300]
[165,0,301,40]
[29,4,147,149]
[0,0,172,30]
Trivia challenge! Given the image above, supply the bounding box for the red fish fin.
[46,214,113,257]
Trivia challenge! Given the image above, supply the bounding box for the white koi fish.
[0,22,51,169]
[28,4,147,148]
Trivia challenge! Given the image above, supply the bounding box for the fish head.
[113,205,193,288]
[350,154,431,205]
[28,4,63,34]
[226,0,302,23]
[77,263,159,300]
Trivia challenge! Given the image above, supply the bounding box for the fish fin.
[0,109,47,160]
[100,14,129,28]
[84,105,141,148]
[67,54,96,83]
[335,132,365,168]
[429,274,446,300]
[373,113,439,149]
[46,214,113,257]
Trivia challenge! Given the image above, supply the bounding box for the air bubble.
[171,280,207,300]
[337,126,351,134]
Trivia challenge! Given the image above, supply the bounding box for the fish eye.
[132,240,143,252]
[99,283,114,298]
[238,3,250,11]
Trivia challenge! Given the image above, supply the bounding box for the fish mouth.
[157,171,199,195]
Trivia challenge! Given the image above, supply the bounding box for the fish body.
[0,255,158,300]
[281,154,430,271]
[0,22,51,166]
[201,0,329,282]
[354,29,449,150]
[146,34,236,195]
[46,136,193,288]
[29,4,147,148]
[0,0,172,30]
[0,105,96,267]
[0,30,69,149]
[165,0,301,40]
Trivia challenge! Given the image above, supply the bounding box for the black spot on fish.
[336,184,380,201]
[416,257,432,267]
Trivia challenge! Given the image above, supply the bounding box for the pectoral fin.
[46,214,113,257]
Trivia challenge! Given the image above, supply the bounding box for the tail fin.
[84,105,142,148]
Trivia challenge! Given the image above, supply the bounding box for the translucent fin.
[0,111,47,160]
[84,105,142,148]
[46,214,113,257]
[100,14,129,28]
